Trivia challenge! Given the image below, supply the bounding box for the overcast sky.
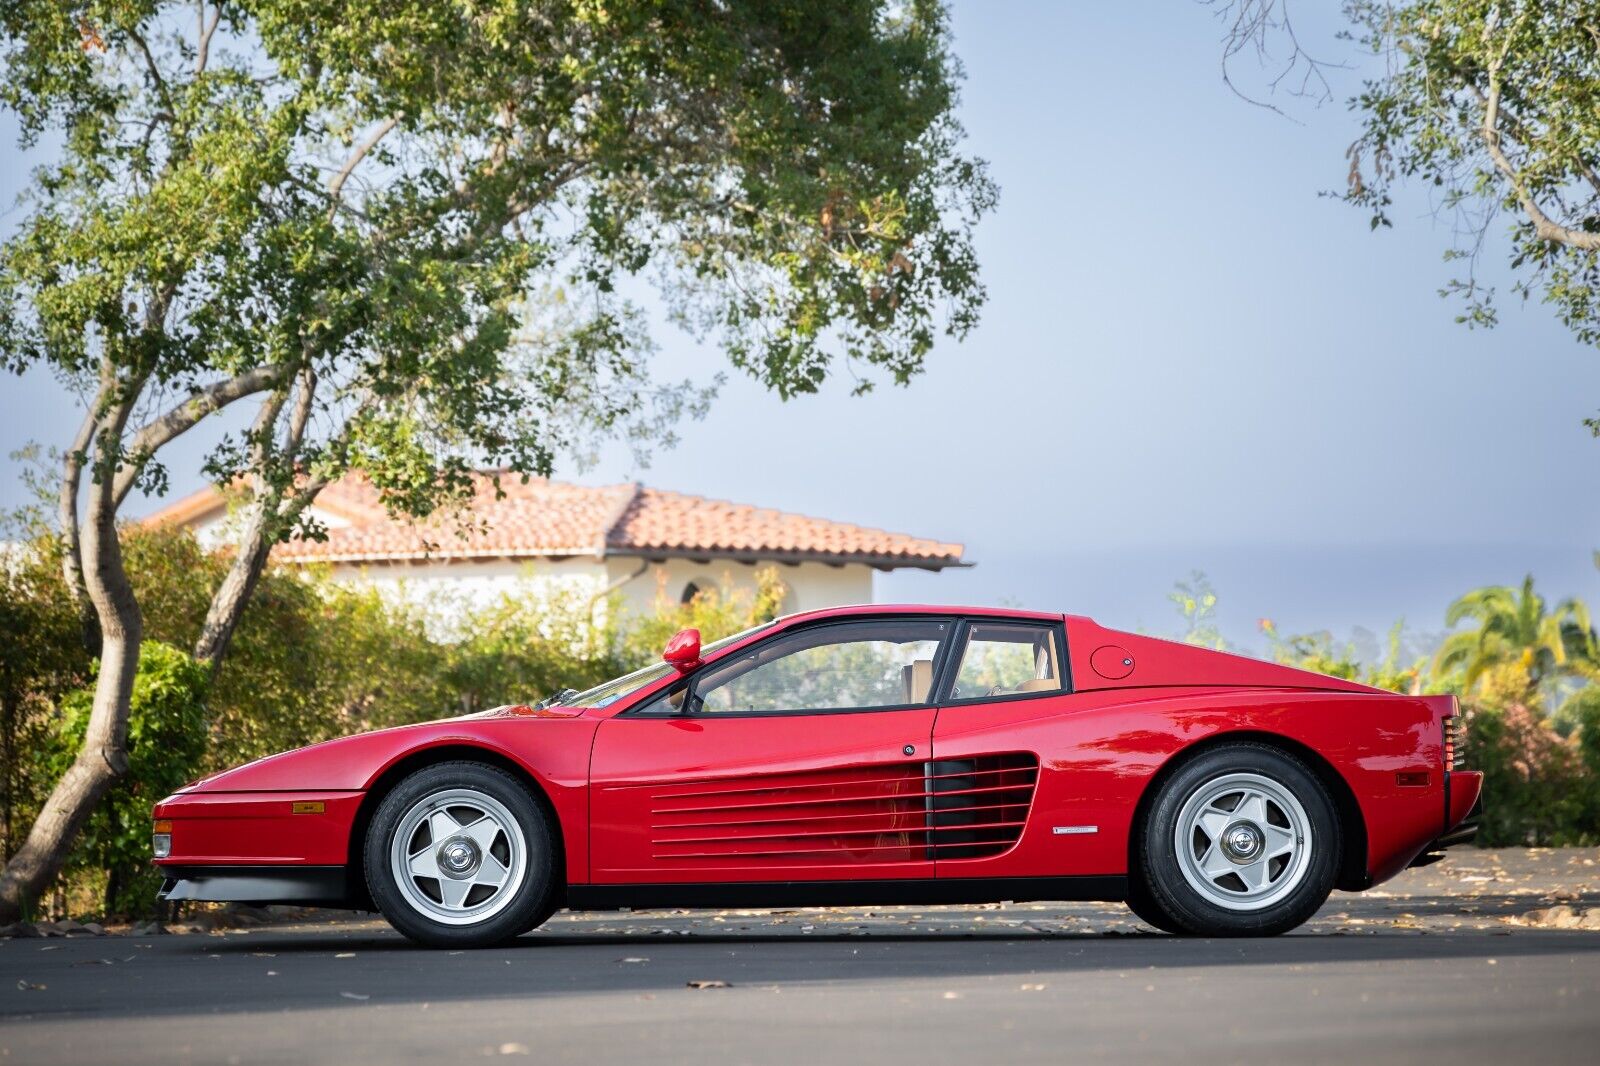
[3,4,1597,654]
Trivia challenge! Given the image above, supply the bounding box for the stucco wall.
[297,554,874,632]
[604,558,874,623]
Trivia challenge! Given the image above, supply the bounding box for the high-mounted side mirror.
[662,627,703,673]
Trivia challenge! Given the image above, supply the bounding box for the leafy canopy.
[1207,2,1600,430]
[0,0,994,522]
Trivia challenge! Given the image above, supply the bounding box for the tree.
[1169,570,1227,650]
[1433,574,1594,696]
[0,0,994,920]
[1206,1,1600,421]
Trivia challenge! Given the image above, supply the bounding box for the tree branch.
[111,364,288,506]
[327,116,399,219]
[196,2,222,77]
[123,24,173,116]
[1478,17,1600,251]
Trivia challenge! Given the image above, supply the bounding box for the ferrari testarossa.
[152,605,1483,946]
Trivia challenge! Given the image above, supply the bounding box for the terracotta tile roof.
[145,472,967,570]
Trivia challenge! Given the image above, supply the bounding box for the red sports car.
[152,605,1482,946]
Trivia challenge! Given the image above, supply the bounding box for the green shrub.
[51,642,209,914]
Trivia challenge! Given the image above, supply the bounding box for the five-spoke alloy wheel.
[1131,743,1340,936]
[365,762,557,947]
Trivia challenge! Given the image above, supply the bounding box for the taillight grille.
[1443,715,1463,771]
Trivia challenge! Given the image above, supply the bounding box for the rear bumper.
[1408,770,1484,868]
[157,865,357,907]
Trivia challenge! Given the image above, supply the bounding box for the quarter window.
[949,622,1063,701]
[690,619,949,714]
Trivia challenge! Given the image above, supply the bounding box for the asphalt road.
[4,849,1599,1066]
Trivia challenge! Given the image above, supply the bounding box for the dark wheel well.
[346,745,568,908]
[1128,731,1369,892]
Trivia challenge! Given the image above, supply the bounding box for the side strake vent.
[649,753,1040,865]
[927,754,1040,860]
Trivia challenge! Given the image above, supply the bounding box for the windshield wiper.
[535,688,579,709]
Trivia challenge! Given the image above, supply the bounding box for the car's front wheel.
[364,761,557,947]
[1137,743,1339,936]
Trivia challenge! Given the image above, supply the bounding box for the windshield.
[560,622,778,709]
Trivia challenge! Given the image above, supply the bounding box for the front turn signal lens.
[152,820,173,858]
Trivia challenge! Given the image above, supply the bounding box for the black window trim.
[932,618,1073,707]
[620,614,962,719]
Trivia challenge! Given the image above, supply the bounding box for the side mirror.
[662,627,703,673]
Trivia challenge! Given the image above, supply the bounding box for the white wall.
[303,554,875,634]
[604,557,874,622]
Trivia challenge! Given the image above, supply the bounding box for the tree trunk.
[193,499,273,669]
[0,472,141,923]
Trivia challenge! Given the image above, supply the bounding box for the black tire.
[364,761,558,948]
[1124,876,1186,934]
[1137,743,1339,937]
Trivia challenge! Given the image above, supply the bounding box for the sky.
[2,4,1598,655]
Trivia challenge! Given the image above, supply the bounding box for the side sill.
[156,865,354,907]
[565,875,1128,912]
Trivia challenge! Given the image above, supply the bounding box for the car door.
[928,617,1099,878]
[588,617,954,884]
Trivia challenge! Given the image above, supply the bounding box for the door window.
[689,619,950,715]
[949,622,1063,701]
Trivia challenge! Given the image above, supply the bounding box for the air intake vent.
[927,754,1040,860]
[649,753,1039,865]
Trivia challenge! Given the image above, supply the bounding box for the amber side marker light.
[151,820,173,858]
[292,801,325,814]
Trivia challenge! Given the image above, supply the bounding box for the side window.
[949,622,1063,701]
[691,619,949,715]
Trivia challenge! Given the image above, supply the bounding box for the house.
[144,472,968,623]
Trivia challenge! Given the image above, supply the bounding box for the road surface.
[3,849,1598,1065]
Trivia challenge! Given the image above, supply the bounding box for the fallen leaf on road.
[498,1043,529,1056]
[687,979,731,989]
[16,980,45,990]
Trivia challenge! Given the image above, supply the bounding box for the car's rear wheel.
[364,761,557,947]
[1137,743,1339,936]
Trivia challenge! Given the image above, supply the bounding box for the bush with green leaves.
[50,642,209,914]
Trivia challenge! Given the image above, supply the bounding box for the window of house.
[689,619,950,714]
[949,622,1063,701]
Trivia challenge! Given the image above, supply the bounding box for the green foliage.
[1432,574,1593,702]
[444,582,623,714]
[51,642,209,912]
[1261,619,1427,693]
[1337,0,1600,350]
[0,0,996,531]
[617,566,789,668]
[0,536,89,859]
[1169,570,1227,650]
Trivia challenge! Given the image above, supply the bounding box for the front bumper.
[157,865,357,907]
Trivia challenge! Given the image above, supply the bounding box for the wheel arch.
[1127,729,1370,892]
[345,743,570,907]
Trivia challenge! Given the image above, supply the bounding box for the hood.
[1065,617,1385,695]
[182,702,584,794]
